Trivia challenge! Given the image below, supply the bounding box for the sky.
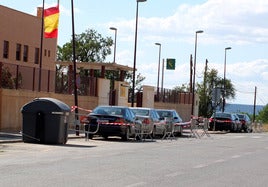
[1,0,268,106]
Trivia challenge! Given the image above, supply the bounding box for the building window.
[34,48,39,64]
[23,45,29,62]
[44,49,47,56]
[16,43,21,61]
[48,50,51,57]
[3,40,9,59]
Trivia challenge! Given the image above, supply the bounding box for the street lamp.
[222,47,232,112]
[131,0,146,107]
[191,30,204,116]
[110,27,117,63]
[155,42,161,100]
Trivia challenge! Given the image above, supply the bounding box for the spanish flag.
[44,6,59,38]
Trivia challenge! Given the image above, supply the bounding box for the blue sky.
[1,0,268,106]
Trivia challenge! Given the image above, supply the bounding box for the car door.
[151,110,164,134]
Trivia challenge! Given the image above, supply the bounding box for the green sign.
[166,58,176,70]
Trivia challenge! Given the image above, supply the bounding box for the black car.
[236,113,252,132]
[85,106,137,140]
[209,112,242,132]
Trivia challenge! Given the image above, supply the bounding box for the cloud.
[102,0,268,104]
[106,0,268,46]
[142,0,268,44]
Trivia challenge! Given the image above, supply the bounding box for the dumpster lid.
[21,97,70,113]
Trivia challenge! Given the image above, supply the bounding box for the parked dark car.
[209,112,242,132]
[156,109,183,136]
[130,107,166,137]
[236,113,252,132]
[84,106,137,140]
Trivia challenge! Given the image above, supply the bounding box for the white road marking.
[166,171,184,177]
[193,164,209,169]
[126,182,147,187]
[213,159,225,163]
[231,155,241,159]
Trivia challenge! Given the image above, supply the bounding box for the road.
[1,133,268,187]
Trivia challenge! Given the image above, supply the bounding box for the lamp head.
[110,27,117,31]
[196,30,204,34]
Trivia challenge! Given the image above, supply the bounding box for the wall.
[154,102,192,122]
[0,83,195,131]
[141,85,197,122]
[0,89,98,132]
[142,86,155,108]
[114,81,129,106]
[97,78,110,106]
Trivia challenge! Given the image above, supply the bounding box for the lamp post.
[131,0,146,107]
[191,30,204,116]
[222,47,231,112]
[110,27,117,63]
[155,43,161,100]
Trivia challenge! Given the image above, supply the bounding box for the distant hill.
[224,104,264,115]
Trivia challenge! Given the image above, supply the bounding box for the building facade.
[0,5,57,92]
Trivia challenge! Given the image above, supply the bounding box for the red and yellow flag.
[44,6,59,38]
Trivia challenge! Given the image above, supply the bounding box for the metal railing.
[0,61,98,96]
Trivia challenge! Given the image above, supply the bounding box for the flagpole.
[71,0,79,136]
[39,0,45,92]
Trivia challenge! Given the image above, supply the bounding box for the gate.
[109,89,116,106]
[136,92,143,107]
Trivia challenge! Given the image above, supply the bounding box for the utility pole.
[203,59,208,114]
[253,86,257,122]
[189,54,193,93]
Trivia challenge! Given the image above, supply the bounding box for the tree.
[56,28,146,97]
[257,104,268,123]
[125,72,146,102]
[126,72,146,92]
[173,83,191,92]
[197,68,236,117]
[57,29,113,62]
[56,29,115,94]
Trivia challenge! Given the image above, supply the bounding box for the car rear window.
[131,109,149,116]
[214,113,231,118]
[157,111,172,118]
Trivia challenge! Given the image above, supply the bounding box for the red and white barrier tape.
[98,122,132,126]
[71,106,92,113]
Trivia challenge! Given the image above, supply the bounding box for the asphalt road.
[1,133,268,187]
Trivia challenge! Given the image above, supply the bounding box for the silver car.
[156,109,183,136]
[130,107,166,137]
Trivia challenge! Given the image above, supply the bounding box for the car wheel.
[122,127,130,141]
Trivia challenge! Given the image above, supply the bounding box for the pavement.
[0,131,85,144]
[0,129,227,144]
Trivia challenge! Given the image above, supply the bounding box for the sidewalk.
[0,131,85,144]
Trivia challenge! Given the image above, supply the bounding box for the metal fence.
[0,61,97,96]
[155,88,193,104]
